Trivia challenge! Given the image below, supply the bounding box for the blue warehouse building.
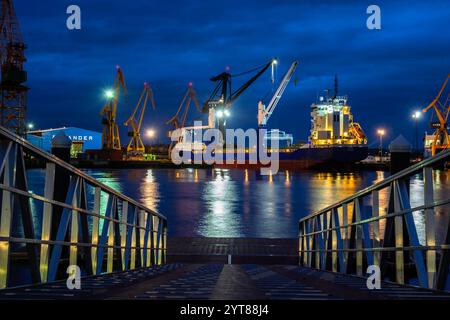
[27,127,102,158]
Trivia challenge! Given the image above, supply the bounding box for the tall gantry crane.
[202,58,278,136]
[422,74,450,156]
[166,83,202,155]
[100,66,126,150]
[258,60,298,128]
[0,0,28,136]
[124,82,155,157]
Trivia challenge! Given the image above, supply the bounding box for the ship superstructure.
[309,81,366,147]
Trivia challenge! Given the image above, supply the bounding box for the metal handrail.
[0,126,167,289]
[298,150,450,291]
[301,149,450,220]
[0,126,166,220]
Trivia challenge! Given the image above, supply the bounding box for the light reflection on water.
[26,168,450,239]
[200,170,241,237]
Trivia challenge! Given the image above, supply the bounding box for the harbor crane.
[203,58,278,136]
[124,82,155,158]
[257,60,298,128]
[100,65,126,151]
[422,73,450,156]
[166,83,201,131]
[0,0,28,136]
[166,83,204,155]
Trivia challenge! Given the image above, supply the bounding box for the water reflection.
[139,169,160,212]
[307,172,363,213]
[199,169,242,237]
[25,167,449,239]
[88,170,124,233]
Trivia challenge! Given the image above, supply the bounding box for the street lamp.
[412,111,421,152]
[104,89,114,99]
[27,123,34,130]
[146,129,157,150]
[146,129,156,138]
[377,129,385,162]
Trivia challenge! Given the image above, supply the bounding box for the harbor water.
[27,168,450,241]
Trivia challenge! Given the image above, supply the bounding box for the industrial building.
[27,127,102,158]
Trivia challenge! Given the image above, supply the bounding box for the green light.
[105,90,114,99]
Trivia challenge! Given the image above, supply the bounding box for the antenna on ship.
[333,74,338,99]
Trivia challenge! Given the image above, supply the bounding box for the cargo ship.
[213,90,369,170]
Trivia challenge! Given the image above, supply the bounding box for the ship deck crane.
[422,74,450,156]
[203,58,278,135]
[258,60,298,128]
[124,82,155,158]
[100,66,126,151]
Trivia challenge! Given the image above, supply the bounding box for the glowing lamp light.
[146,129,156,138]
[224,110,231,117]
[105,90,114,99]
[272,59,278,65]
[28,123,34,130]
[377,129,385,136]
[412,111,421,119]
[216,110,224,118]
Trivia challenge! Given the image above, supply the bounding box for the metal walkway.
[1,263,449,300]
[0,126,449,300]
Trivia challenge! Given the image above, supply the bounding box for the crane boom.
[258,60,298,127]
[229,60,275,107]
[124,82,155,156]
[100,66,126,150]
[166,84,203,157]
[422,74,450,156]
[202,58,277,135]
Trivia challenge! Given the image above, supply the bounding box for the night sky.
[16,0,450,146]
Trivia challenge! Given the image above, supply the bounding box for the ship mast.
[333,74,338,99]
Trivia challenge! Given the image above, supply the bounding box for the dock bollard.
[50,132,72,244]
[389,135,412,174]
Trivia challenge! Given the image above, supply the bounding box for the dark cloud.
[14,0,450,144]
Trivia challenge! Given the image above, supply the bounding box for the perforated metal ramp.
[1,264,449,300]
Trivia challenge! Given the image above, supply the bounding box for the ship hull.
[214,145,369,170]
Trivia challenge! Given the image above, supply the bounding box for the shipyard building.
[27,127,102,158]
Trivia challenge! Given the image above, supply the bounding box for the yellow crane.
[166,83,201,156]
[166,83,200,130]
[422,74,450,156]
[100,65,127,150]
[124,82,155,158]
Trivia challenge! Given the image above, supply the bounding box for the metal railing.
[299,150,450,291]
[0,126,167,289]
